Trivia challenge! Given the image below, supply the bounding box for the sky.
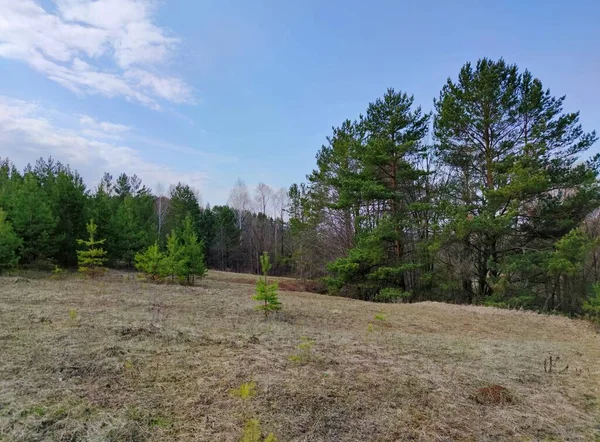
[0,0,599,206]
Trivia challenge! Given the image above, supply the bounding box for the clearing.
[0,271,599,441]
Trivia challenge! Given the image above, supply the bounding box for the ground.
[1,270,599,441]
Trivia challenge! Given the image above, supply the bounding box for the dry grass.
[1,270,599,441]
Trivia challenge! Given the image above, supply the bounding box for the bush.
[583,283,600,320]
[373,288,411,303]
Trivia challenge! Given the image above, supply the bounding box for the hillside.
[1,271,599,441]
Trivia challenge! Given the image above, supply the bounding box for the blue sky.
[1,0,598,206]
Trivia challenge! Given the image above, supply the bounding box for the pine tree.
[253,252,281,316]
[434,58,599,304]
[178,215,207,285]
[134,242,165,280]
[162,230,184,283]
[322,89,431,299]
[0,208,21,272]
[76,219,107,277]
[9,173,58,264]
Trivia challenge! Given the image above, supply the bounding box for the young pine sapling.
[253,252,281,317]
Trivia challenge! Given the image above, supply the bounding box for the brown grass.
[1,270,599,441]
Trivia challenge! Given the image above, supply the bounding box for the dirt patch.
[473,385,514,405]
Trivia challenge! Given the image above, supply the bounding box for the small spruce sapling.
[76,219,107,277]
[253,252,281,317]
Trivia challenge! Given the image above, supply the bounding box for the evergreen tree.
[167,183,202,234]
[253,252,281,316]
[32,158,89,267]
[178,215,207,285]
[76,219,107,277]
[209,205,239,270]
[162,230,184,283]
[324,89,431,299]
[135,243,165,280]
[434,58,599,304]
[9,173,58,264]
[0,208,22,272]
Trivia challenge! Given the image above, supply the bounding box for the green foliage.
[253,252,281,316]
[583,284,600,318]
[0,208,21,272]
[241,419,277,442]
[374,312,386,322]
[288,336,315,364]
[134,242,165,280]
[373,288,411,303]
[68,308,78,322]
[9,173,58,264]
[230,382,256,401]
[51,265,65,280]
[178,215,207,285]
[162,230,184,282]
[76,219,107,277]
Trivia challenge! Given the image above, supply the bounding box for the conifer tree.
[9,173,58,263]
[76,219,107,277]
[178,215,207,285]
[162,230,184,282]
[134,242,165,280]
[434,58,599,303]
[0,208,21,272]
[253,252,281,316]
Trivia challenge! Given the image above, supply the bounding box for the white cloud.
[0,96,208,192]
[0,0,193,108]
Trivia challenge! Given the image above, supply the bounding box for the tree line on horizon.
[1,58,600,317]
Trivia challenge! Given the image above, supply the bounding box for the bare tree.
[272,187,289,254]
[154,182,170,238]
[228,178,250,231]
[255,182,273,215]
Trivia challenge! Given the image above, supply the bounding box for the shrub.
[373,288,410,303]
[583,283,600,321]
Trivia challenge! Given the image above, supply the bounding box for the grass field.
[1,270,599,441]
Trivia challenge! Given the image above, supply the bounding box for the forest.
[1,58,600,317]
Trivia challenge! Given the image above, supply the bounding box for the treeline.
[286,58,600,316]
[2,57,600,317]
[0,157,293,276]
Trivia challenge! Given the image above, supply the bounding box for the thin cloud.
[0,96,207,192]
